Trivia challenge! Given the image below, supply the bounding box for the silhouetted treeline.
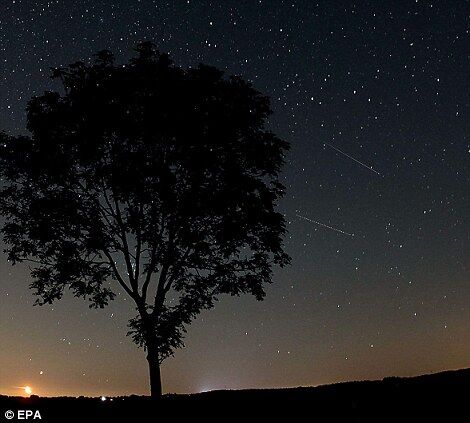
[1,368,468,422]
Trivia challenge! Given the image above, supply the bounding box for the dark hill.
[1,368,468,422]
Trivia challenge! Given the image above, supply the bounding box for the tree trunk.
[147,345,162,398]
[140,306,163,398]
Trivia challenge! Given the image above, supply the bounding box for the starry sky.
[0,1,469,397]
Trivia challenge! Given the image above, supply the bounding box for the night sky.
[1,1,469,397]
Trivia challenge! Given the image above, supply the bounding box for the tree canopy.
[0,42,290,396]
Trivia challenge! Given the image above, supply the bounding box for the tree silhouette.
[0,42,290,397]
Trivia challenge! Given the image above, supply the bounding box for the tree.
[0,42,290,398]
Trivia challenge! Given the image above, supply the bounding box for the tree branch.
[133,201,143,285]
[112,196,138,294]
[141,213,166,301]
[152,226,175,315]
[163,246,192,293]
[101,247,136,300]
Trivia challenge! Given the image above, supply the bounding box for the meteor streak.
[325,142,381,175]
[296,214,354,237]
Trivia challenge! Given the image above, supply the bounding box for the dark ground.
[1,368,468,422]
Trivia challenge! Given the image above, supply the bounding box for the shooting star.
[296,214,355,237]
[325,142,381,175]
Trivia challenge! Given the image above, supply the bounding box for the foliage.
[0,42,290,361]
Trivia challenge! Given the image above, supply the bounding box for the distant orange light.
[24,386,32,395]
